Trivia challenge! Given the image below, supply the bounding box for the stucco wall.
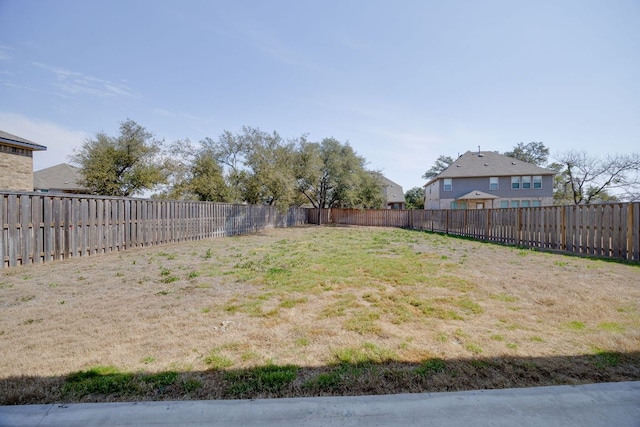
[0,151,34,191]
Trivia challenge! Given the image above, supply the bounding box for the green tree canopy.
[422,155,454,180]
[404,186,425,209]
[70,119,168,196]
[293,138,384,209]
[504,142,550,166]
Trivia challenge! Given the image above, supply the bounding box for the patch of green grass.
[187,271,200,279]
[224,298,265,316]
[201,307,211,314]
[455,297,484,314]
[597,322,625,333]
[490,334,505,341]
[333,342,397,365]
[140,356,155,364]
[279,297,308,308]
[303,371,342,391]
[490,293,519,303]
[63,366,179,398]
[295,337,310,347]
[204,350,234,370]
[319,293,359,318]
[506,343,518,349]
[553,260,569,267]
[343,310,381,335]
[529,336,544,342]
[591,349,621,368]
[224,364,298,397]
[567,321,586,330]
[465,343,483,354]
[161,276,179,284]
[415,358,446,376]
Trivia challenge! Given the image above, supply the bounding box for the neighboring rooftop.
[34,163,88,193]
[434,151,555,180]
[0,130,47,151]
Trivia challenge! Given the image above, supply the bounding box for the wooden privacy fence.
[1,192,308,268]
[309,203,640,262]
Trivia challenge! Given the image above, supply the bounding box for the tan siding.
[0,151,33,191]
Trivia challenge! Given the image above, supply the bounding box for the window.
[511,176,520,189]
[532,200,542,207]
[510,200,520,208]
[500,200,509,208]
[522,176,531,189]
[533,175,542,189]
[489,177,499,190]
[450,201,467,210]
[443,178,452,191]
[521,200,530,207]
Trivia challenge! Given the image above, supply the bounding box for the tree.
[422,155,454,179]
[70,119,168,196]
[404,187,425,209]
[293,138,384,209]
[554,150,640,204]
[504,142,549,166]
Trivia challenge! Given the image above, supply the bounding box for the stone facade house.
[0,130,47,191]
[424,151,555,210]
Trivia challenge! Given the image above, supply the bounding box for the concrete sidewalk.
[1,381,639,427]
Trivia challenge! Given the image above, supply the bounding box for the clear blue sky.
[1,0,638,191]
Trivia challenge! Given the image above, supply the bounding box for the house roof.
[457,190,500,200]
[33,163,87,192]
[373,173,406,204]
[429,151,555,183]
[0,130,47,151]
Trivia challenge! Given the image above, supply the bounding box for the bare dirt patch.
[1,226,639,403]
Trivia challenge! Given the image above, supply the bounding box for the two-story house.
[424,151,555,210]
[0,130,47,191]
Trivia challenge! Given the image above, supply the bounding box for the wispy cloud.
[32,62,141,99]
[0,45,13,61]
[0,113,87,170]
[152,108,207,123]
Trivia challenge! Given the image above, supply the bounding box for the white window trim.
[489,177,499,190]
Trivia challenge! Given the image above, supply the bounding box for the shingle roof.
[373,173,406,204]
[33,163,86,192]
[436,151,555,179]
[0,130,47,151]
[457,190,500,200]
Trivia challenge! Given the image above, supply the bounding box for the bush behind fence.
[1,192,308,268]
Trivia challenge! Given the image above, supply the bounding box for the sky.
[1,0,639,192]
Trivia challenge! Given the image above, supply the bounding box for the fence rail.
[1,192,308,268]
[309,204,640,262]
[4,193,639,267]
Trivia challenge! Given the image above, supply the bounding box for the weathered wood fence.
[309,203,640,262]
[1,192,308,268]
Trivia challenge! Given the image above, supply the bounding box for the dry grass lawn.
[1,226,639,404]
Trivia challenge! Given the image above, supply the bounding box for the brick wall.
[0,151,34,191]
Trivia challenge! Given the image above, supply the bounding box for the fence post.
[485,209,491,241]
[627,203,634,261]
[561,205,567,251]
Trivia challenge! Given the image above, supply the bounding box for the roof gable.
[436,151,555,179]
[0,130,47,151]
[33,163,86,191]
